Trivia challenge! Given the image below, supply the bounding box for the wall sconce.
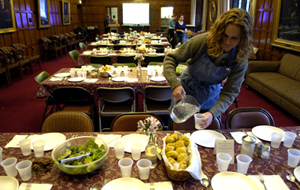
[79,0,82,4]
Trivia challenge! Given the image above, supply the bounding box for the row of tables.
[1,127,299,189]
[35,68,169,98]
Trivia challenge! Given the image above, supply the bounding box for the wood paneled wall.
[83,0,192,34]
[253,0,300,61]
[0,0,80,56]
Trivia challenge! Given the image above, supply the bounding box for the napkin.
[97,134,122,147]
[19,183,53,190]
[49,77,63,81]
[230,131,261,144]
[82,51,92,55]
[145,181,173,190]
[5,135,39,148]
[84,79,98,83]
[248,175,289,190]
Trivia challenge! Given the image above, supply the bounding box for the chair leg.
[29,61,34,74]
[37,58,42,70]
[6,70,12,86]
[99,114,102,132]
[55,51,58,60]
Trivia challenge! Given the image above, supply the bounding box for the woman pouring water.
[164,8,253,129]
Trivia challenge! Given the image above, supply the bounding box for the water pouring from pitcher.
[170,95,201,123]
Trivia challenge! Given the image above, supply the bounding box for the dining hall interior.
[1,0,300,189]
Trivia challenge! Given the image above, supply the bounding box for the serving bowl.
[51,136,109,175]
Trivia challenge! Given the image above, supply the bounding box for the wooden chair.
[0,51,12,86]
[0,46,30,80]
[39,37,62,61]
[64,33,77,50]
[41,111,94,132]
[111,112,164,132]
[11,43,42,74]
[171,116,222,130]
[58,34,69,55]
[96,87,136,132]
[225,107,275,129]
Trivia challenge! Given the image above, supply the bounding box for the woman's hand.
[172,85,186,101]
[197,112,213,129]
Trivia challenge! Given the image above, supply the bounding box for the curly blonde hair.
[207,8,253,63]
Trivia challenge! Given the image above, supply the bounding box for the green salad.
[57,139,106,165]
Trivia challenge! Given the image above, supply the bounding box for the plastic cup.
[194,113,205,129]
[284,132,297,148]
[271,132,283,148]
[288,149,300,167]
[15,160,32,181]
[32,140,45,157]
[114,141,125,159]
[157,70,163,77]
[123,66,129,72]
[70,69,76,77]
[0,147,2,163]
[217,153,232,172]
[19,139,32,156]
[137,159,151,180]
[131,143,142,161]
[81,66,86,71]
[236,154,252,174]
[124,70,129,78]
[116,70,121,77]
[118,158,133,177]
[82,70,87,79]
[1,157,18,177]
[151,71,156,77]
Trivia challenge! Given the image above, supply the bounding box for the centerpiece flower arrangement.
[134,54,144,63]
[134,54,144,76]
[137,116,162,140]
[137,116,162,166]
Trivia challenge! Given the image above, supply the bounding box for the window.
[161,7,173,19]
[233,0,250,12]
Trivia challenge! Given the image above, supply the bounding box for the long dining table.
[1,126,300,189]
[34,68,169,98]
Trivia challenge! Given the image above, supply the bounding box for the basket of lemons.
[99,65,113,78]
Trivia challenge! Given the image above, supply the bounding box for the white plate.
[252,125,285,142]
[54,73,70,78]
[102,178,147,190]
[96,53,108,56]
[150,77,166,82]
[68,77,85,82]
[82,51,92,55]
[191,130,226,148]
[120,134,149,153]
[294,166,300,182]
[112,77,126,82]
[212,172,262,190]
[31,133,66,151]
[148,53,157,55]
[0,176,19,190]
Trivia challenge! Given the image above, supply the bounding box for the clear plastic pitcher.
[170,95,201,123]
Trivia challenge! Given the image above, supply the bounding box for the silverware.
[219,130,230,139]
[59,151,94,164]
[200,178,211,190]
[286,170,300,188]
[259,173,267,190]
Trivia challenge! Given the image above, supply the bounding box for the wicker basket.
[164,161,190,181]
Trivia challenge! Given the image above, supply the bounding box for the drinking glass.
[1,157,18,177]
[271,132,283,148]
[118,158,133,178]
[284,132,297,148]
[114,141,125,159]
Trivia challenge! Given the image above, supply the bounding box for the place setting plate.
[102,178,147,190]
[149,77,166,82]
[119,134,149,153]
[0,176,19,190]
[294,166,300,182]
[251,125,285,142]
[112,77,126,82]
[68,77,85,82]
[31,133,66,151]
[54,73,70,78]
[191,130,226,148]
[211,172,261,190]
